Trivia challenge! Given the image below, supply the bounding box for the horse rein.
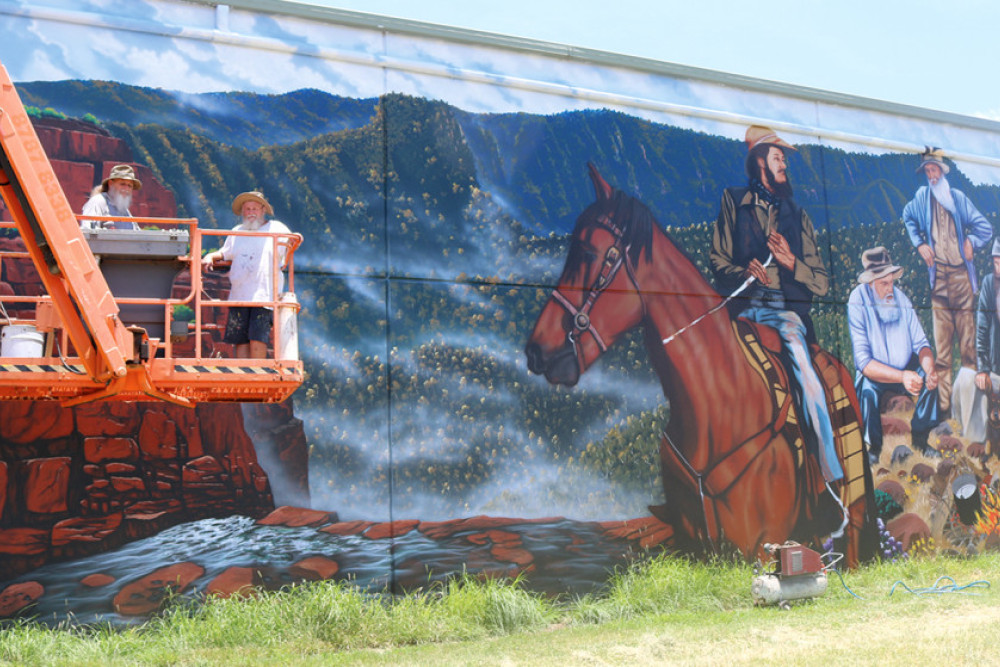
[550,213,641,372]
[661,253,772,346]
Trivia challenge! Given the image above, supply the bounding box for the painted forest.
[15,80,1000,527]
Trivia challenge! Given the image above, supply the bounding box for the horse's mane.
[566,189,655,280]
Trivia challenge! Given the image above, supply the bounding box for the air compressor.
[751,541,829,608]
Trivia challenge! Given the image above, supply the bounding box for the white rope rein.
[661,254,772,346]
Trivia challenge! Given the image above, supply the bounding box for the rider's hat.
[745,125,797,153]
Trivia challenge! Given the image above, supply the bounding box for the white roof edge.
[206,0,1000,134]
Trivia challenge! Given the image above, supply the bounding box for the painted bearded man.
[848,247,941,464]
[902,147,992,415]
[710,125,842,484]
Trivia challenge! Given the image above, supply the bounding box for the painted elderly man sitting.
[847,246,942,464]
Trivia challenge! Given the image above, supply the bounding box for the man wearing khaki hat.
[710,125,841,483]
[80,164,141,230]
[902,147,992,415]
[848,247,941,463]
[202,191,292,359]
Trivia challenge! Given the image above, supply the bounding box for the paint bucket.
[1,324,44,357]
[952,473,982,525]
[276,292,299,361]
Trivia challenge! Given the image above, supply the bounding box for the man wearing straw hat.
[80,164,141,230]
[201,191,291,359]
[902,147,992,416]
[848,246,941,464]
[710,125,841,483]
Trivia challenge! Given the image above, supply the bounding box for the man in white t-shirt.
[201,191,291,359]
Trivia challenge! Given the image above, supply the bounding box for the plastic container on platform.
[1,323,44,357]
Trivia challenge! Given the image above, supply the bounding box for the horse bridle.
[550,213,642,372]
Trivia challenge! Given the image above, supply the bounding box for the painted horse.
[525,164,878,566]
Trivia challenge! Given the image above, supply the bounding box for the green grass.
[2,553,998,665]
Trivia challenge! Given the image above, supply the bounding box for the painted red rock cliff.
[0,116,309,581]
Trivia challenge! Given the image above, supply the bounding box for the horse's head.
[525,164,652,386]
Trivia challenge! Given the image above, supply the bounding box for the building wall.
[1,0,999,621]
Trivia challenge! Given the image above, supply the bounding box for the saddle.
[733,317,805,470]
[735,317,868,529]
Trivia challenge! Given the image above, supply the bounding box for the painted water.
[5,513,657,626]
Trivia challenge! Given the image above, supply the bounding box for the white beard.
[108,190,132,213]
[930,175,956,216]
[241,215,266,230]
[874,289,901,324]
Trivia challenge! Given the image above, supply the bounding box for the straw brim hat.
[231,191,273,216]
[745,125,797,153]
[100,164,142,191]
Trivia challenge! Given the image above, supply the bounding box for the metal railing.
[0,215,302,363]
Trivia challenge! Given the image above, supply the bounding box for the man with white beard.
[80,164,141,229]
[902,147,992,416]
[848,247,941,464]
[201,191,291,359]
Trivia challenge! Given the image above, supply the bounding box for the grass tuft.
[2,552,998,664]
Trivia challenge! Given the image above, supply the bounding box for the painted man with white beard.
[902,147,992,415]
[80,164,141,229]
[201,191,291,359]
[848,247,941,464]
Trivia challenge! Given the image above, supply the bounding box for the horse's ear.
[588,162,614,201]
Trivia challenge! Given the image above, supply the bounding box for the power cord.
[822,547,990,599]
[889,575,990,597]
[829,570,989,600]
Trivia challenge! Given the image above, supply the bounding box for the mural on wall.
[3,0,1000,623]
[526,160,876,565]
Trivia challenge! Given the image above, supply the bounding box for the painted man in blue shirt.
[848,247,941,464]
[902,147,992,414]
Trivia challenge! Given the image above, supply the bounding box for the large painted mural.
[3,0,1000,622]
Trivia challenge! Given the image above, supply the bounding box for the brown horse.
[525,164,877,566]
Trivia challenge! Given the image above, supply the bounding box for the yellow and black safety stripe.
[0,363,86,373]
[174,365,281,374]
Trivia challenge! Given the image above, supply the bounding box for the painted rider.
[710,125,842,483]
[902,147,992,416]
[847,247,941,464]
[80,163,141,230]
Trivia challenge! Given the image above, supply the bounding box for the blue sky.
[314,0,999,120]
[7,0,1000,181]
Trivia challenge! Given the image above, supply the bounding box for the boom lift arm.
[0,62,303,405]
[0,65,132,383]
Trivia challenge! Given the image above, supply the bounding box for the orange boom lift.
[0,62,303,405]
